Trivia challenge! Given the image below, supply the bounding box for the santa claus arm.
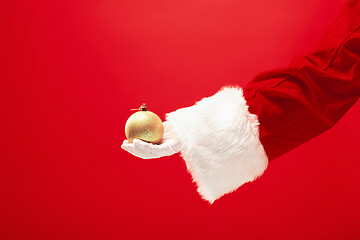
[165,0,360,203]
[121,0,360,203]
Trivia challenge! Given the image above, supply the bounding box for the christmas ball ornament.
[125,103,164,144]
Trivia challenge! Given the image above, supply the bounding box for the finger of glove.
[133,139,177,157]
[132,139,178,157]
[121,140,159,159]
[122,139,167,159]
[121,139,137,152]
[131,139,166,158]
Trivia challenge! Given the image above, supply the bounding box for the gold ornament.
[125,103,164,144]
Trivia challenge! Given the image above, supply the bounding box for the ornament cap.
[130,103,148,111]
[139,103,147,111]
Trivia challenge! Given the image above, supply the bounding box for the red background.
[1,0,360,239]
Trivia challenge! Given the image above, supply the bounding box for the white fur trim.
[165,86,268,203]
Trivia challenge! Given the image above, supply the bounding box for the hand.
[121,121,182,159]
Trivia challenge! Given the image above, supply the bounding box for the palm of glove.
[121,121,182,159]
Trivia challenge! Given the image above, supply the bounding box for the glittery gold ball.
[125,106,164,144]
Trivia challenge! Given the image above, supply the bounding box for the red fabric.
[244,0,360,161]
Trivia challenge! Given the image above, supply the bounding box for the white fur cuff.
[165,86,268,203]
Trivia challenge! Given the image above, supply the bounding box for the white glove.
[121,121,182,159]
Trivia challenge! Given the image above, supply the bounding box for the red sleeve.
[243,0,360,161]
